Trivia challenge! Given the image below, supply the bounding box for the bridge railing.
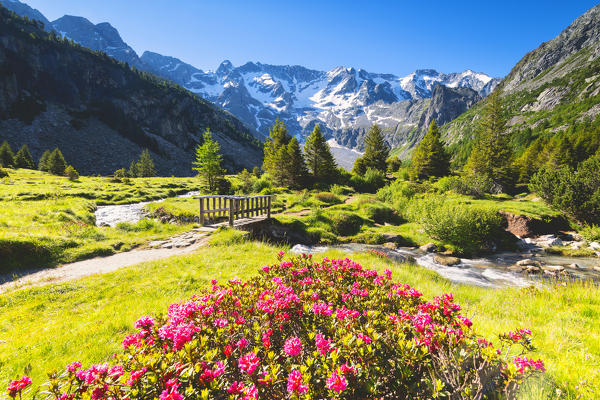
[194,195,275,226]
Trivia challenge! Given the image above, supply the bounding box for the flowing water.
[94,191,200,227]
[290,243,600,288]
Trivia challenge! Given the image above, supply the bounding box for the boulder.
[383,242,397,249]
[542,265,565,273]
[420,243,437,253]
[499,212,570,238]
[516,259,541,267]
[589,242,600,251]
[567,263,580,269]
[434,255,461,266]
[593,266,600,273]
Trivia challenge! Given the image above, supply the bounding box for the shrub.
[330,211,363,236]
[114,168,127,179]
[349,168,386,193]
[36,255,544,400]
[330,184,352,196]
[434,175,462,193]
[115,219,158,232]
[407,194,505,255]
[579,224,600,242]
[314,192,341,204]
[252,176,272,193]
[362,203,397,224]
[530,156,600,224]
[65,165,79,181]
[0,168,8,178]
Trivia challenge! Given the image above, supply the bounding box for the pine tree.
[38,150,51,171]
[409,121,450,180]
[193,128,225,192]
[137,149,156,177]
[463,91,515,192]
[304,124,338,183]
[262,119,293,186]
[0,141,14,168]
[128,160,139,178]
[14,144,35,169]
[47,148,67,175]
[286,137,308,188]
[361,125,389,172]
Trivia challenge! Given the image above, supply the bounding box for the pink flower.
[284,337,302,356]
[514,357,546,373]
[236,337,249,349]
[7,376,32,398]
[223,345,234,357]
[159,387,183,400]
[213,361,226,377]
[262,328,273,348]
[134,316,155,330]
[357,333,372,344]
[315,334,332,355]
[214,318,229,329]
[227,381,245,394]
[238,352,259,375]
[108,365,124,379]
[66,361,82,373]
[287,369,309,394]
[340,362,355,375]
[326,370,348,393]
[242,384,258,400]
[126,367,147,385]
[456,315,473,328]
[312,302,333,315]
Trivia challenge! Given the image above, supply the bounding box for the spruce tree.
[262,119,293,186]
[14,144,35,169]
[304,124,338,183]
[47,148,67,175]
[38,150,51,171]
[128,160,139,178]
[463,91,515,192]
[286,137,308,188]
[137,149,156,177]
[193,128,225,192]
[361,124,389,172]
[0,141,14,168]
[409,121,450,180]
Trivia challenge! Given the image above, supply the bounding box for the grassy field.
[0,169,201,272]
[0,232,598,399]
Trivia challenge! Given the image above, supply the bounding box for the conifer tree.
[193,128,225,192]
[47,148,67,175]
[14,144,35,169]
[0,141,14,168]
[262,119,308,188]
[137,149,156,177]
[38,149,51,171]
[409,121,450,180]
[286,137,308,188]
[463,91,515,192]
[304,124,338,183]
[361,125,389,172]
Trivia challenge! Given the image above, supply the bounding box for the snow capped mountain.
[141,55,499,144]
[2,0,500,154]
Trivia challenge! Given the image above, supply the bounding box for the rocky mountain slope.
[0,5,262,176]
[443,3,600,164]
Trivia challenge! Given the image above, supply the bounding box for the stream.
[290,243,600,288]
[94,191,200,227]
[94,194,599,288]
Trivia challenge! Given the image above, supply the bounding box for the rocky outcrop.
[0,6,262,176]
[500,212,570,238]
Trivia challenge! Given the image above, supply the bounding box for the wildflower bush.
[19,254,544,400]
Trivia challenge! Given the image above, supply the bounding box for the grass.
[544,246,597,257]
[1,236,599,399]
[0,169,200,271]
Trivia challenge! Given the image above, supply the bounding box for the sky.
[23,0,600,78]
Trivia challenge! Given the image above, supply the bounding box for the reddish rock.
[499,212,569,238]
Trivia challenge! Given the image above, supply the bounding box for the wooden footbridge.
[194,195,274,228]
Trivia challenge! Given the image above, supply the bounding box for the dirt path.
[0,232,209,294]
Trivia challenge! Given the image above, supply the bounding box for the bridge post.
[267,196,271,219]
[199,198,204,226]
[228,197,234,227]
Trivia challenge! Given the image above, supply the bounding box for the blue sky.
[24,0,599,77]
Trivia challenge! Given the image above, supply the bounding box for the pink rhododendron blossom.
[134,316,155,330]
[284,337,302,356]
[238,352,259,375]
[287,369,309,394]
[66,361,82,373]
[126,367,147,385]
[326,370,347,393]
[7,376,32,398]
[514,357,545,373]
